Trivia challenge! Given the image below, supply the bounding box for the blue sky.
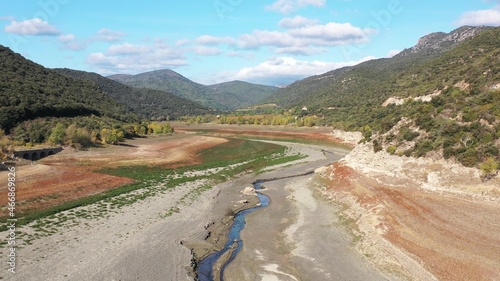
[1,0,499,85]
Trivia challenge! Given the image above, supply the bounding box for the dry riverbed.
[0,130,385,281]
[3,123,491,281]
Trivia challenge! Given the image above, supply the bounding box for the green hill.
[0,45,135,132]
[53,68,210,120]
[108,70,278,110]
[265,26,500,168]
[207,80,278,109]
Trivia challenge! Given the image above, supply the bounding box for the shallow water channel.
[197,181,269,281]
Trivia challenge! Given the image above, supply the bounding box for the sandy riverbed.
[223,143,393,280]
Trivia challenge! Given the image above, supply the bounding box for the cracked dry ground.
[326,162,500,281]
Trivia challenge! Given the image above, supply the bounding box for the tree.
[0,129,12,161]
[48,123,66,145]
[100,128,125,144]
[65,124,92,148]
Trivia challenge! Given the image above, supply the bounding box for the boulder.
[241,186,256,196]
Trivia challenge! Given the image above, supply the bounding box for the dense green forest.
[208,80,279,109]
[266,26,500,170]
[0,46,177,160]
[0,46,136,132]
[109,70,278,110]
[53,68,210,120]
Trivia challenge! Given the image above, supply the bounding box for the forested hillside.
[266,26,500,169]
[53,68,210,120]
[208,81,278,109]
[0,46,135,132]
[109,70,278,110]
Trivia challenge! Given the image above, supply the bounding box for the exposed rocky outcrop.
[397,25,491,57]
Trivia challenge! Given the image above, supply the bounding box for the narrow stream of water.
[197,181,269,281]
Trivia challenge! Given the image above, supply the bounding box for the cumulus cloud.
[288,22,374,41]
[4,18,60,36]
[210,56,375,85]
[58,34,86,51]
[175,18,373,57]
[266,0,326,14]
[94,28,126,42]
[55,29,125,51]
[238,22,374,51]
[456,5,500,26]
[194,35,235,45]
[278,16,320,29]
[108,43,150,55]
[86,41,187,74]
[190,46,223,56]
[275,46,328,55]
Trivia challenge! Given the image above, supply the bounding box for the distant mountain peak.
[397,25,491,57]
[109,70,278,110]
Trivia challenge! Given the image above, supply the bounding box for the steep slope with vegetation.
[109,70,277,110]
[53,68,210,120]
[266,26,500,170]
[207,80,278,109]
[0,45,135,132]
[0,46,177,158]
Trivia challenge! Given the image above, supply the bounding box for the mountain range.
[108,70,278,110]
[266,25,499,167]
[53,68,210,120]
[0,45,135,132]
[1,25,498,169]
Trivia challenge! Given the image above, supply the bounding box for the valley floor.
[0,123,498,280]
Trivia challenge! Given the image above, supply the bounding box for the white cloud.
[288,22,374,41]
[237,22,373,51]
[87,41,187,74]
[94,28,126,42]
[266,0,326,14]
[211,56,375,85]
[108,42,150,55]
[4,18,60,36]
[58,34,86,51]
[190,46,223,56]
[275,46,328,55]
[194,35,235,45]
[456,5,500,26]
[239,30,295,48]
[58,34,75,43]
[279,16,320,29]
[175,18,373,57]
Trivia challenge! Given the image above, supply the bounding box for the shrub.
[398,127,419,142]
[373,140,383,153]
[479,157,499,175]
[414,139,434,157]
[386,145,397,155]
